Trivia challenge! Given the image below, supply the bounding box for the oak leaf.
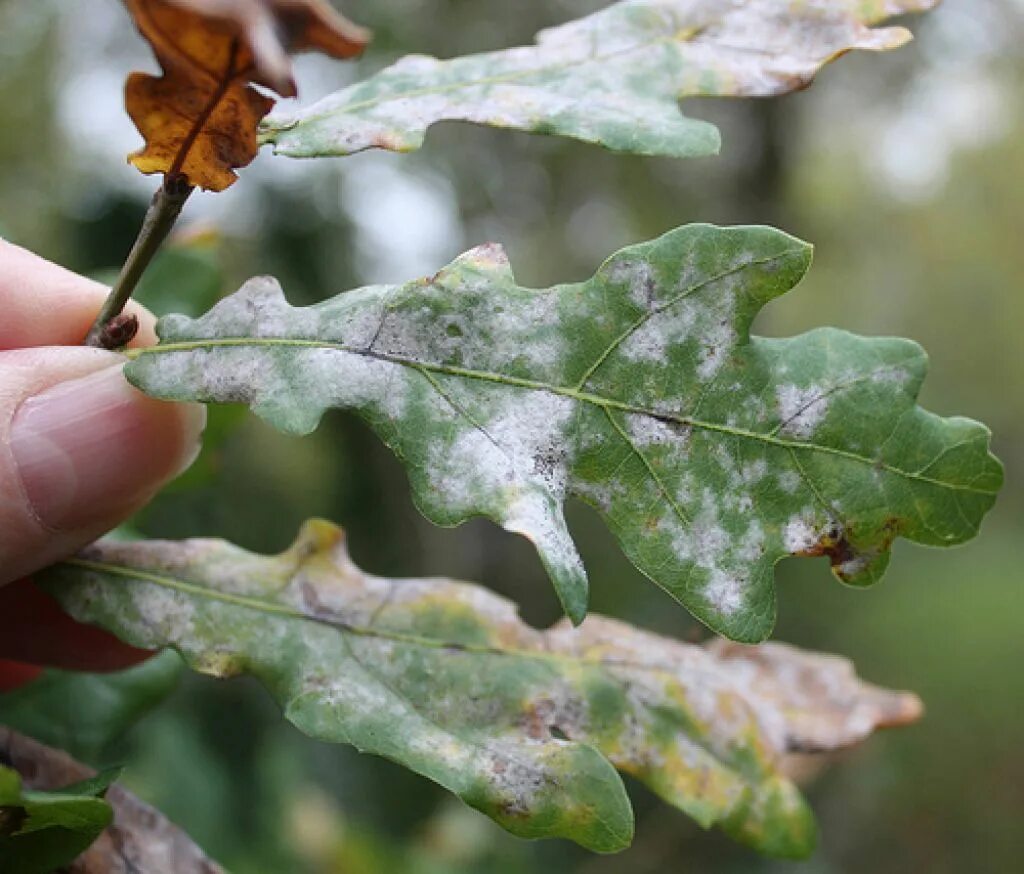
[124,0,369,191]
[122,223,1003,641]
[39,521,923,857]
[262,0,937,160]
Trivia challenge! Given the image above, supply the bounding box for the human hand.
[0,240,205,688]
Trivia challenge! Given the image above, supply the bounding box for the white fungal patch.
[442,291,566,373]
[504,491,585,586]
[483,743,548,813]
[605,258,657,310]
[619,309,696,363]
[573,478,626,514]
[427,389,578,560]
[705,569,744,616]
[333,295,388,348]
[625,413,690,451]
[837,554,871,577]
[783,513,825,554]
[740,459,767,485]
[871,367,910,387]
[778,469,802,494]
[126,585,197,645]
[169,276,291,340]
[674,474,695,507]
[655,487,760,618]
[696,317,734,381]
[320,350,409,420]
[737,520,765,563]
[776,384,829,439]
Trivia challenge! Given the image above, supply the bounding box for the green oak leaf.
[0,650,183,764]
[38,521,924,857]
[0,762,115,874]
[123,224,1003,641]
[261,0,938,159]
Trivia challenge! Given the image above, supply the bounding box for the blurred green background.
[1,0,1022,871]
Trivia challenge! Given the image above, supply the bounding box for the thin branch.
[84,174,193,348]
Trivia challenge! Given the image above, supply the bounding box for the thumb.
[0,346,205,585]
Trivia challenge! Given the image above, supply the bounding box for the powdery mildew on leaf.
[40,522,923,857]
[124,224,1003,641]
[261,0,939,159]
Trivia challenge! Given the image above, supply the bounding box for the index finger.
[0,240,157,349]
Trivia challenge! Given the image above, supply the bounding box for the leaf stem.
[84,174,194,348]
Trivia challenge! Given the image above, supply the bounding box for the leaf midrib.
[127,339,995,496]
[61,557,714,679]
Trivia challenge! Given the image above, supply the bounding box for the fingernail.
[11,365,206,531]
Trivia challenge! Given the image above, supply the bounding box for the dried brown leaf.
[124,0,369,190]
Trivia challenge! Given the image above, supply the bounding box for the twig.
[84,174,194,347]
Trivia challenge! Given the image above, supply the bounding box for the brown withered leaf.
[1,727,223,873]
[124,0,369,191]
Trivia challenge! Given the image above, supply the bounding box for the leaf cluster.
[3,0,1003,865]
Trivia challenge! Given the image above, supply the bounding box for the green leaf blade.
[0,652,183,764]
[0,764,113,874]
[261,0,938,160]
[39,522,924,856]
[126,224,1002,641]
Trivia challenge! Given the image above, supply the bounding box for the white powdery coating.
[778,469,802,494]
[837,554,872,577]
[737,519,765,563]
[783,513,824,554]
[742,393,770,424]
[272,0,922,154]
[871,366,910,386]
[776,383,830,439]
[147,342,408,425]
[428,390,581,575]
[504,490,586,585]
[657,489,750,618]
[125,585,197,646]
[696,317,735,381]
[741,459,768,484]
[474,292,566,371]
[616,287,738,380]
[367,250,566,375]
[326,350,409,420]
[604,258,658,311]
[705,569,744,616]
[337,297,390,348]
[625,413,690,451]
[619,309,695,363]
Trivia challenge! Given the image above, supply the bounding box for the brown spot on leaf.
[793,522,855,569]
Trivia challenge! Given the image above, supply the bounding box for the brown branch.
[83,175,193,347]
[84,41,247,348]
